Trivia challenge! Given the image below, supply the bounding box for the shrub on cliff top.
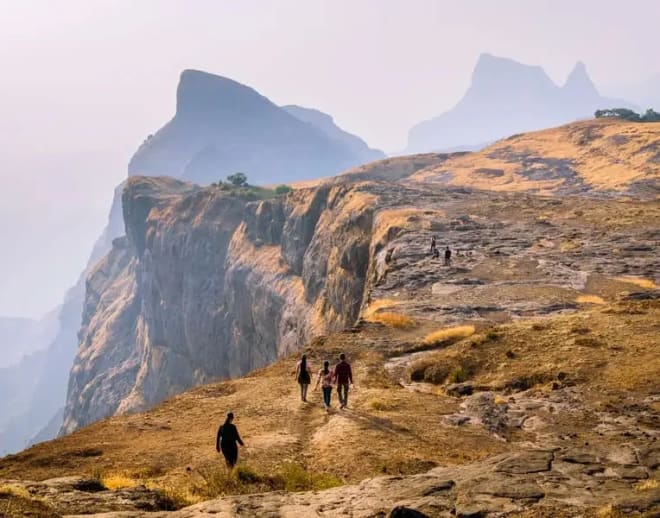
[227,172,248,187]
[275,184,293,195]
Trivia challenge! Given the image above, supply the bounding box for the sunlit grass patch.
[0,484,31,499]
[191,462,342,499]
[363,299,399,320]
[614,276,658,289]
[560,240,577,252]
[423,325,475,346]
[277,462,342,492]
[635,479,658,491]
[371,312,416,329]
[101,473,140,490]
[146,481,203,507]
[576,295,606,305]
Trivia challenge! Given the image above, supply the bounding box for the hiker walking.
[216,412,244,469]
[295,354,312,402]
[333,353,353,409]
[444,246,452,266]
[315,360,334,411]
[430,236,437,254]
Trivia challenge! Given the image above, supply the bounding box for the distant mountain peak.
[471,53,553,87]
[176,69,268,120]
[129,69,384,184]
[406,54,634,153]
[563,61,599,95]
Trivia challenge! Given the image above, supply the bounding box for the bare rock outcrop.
[61,178,376,433]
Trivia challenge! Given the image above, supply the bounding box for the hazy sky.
[1,0,659,318]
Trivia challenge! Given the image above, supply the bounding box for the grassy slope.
[408,119,659,193]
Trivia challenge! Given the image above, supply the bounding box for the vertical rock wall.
[61,178,376,433]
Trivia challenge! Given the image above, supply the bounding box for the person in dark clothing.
[333,353,353,409]
[216,412,244,469]
[430,236,437,254]
[432,247,440,259]
[295,354,311,402]
[315,360,334,411]
[444,246,451,266]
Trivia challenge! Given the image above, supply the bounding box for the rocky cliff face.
[61,177,378,433]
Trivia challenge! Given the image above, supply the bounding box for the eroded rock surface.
[53,447,658,517]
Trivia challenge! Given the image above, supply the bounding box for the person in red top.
[333,353,353,409]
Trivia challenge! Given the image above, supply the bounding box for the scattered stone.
[559,450,599,464]
[495,450,553,474]
[72,478,106,492]
[613,488,660,513]
[446,383,474,396]
[389,506,430,518]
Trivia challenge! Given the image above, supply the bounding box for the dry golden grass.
[0,485,31,499]
[613,276,658,289]
[635,479,659,491]
[368,397,397,411]
[560,240,577,252]
[576,295,606,305]
[370,312,416,329]
[410,119,660,193]
[423,325,475,346]
[101,473,140,490]
[494,395,508,405]
[363,299,399,320]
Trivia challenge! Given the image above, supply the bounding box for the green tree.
[227,172,248,187]
[275,184,293,195]
[642,108,660,122]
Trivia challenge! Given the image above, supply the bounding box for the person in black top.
[444,246,452,266]
[216,412,244,468]
[295,354,311,402]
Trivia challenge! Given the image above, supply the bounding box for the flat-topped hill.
[407,119,659,197]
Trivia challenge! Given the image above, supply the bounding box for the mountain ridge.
[406,53,635,153]
[129,69,384,185]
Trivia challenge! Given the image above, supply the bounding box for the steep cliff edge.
[61,178,378,433]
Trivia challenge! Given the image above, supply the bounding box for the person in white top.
[314,360,334,411]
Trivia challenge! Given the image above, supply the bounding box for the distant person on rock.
[216,412,244,469]
[432,247,440,259]
[315,360,334,411]
[333,353,353,409]
[444,246,452,266]
[295,354,312,402]
[430,236,437,254]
